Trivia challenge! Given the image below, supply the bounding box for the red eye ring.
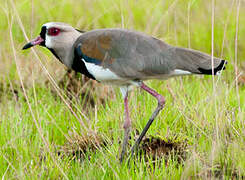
[48,27,60,36]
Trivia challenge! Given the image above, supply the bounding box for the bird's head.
[22,22,83,66]
[22,22,83,50]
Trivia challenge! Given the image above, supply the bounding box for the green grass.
[0,0,245,179]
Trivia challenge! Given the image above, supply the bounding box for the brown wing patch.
[81,34,113,63]
[98,35,111,50]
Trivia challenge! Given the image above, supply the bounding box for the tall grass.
[0,0,244,179]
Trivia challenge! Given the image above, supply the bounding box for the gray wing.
[73,29,175,79]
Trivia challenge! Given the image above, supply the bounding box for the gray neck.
[57,46,75,68]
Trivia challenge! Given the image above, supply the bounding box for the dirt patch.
[140,136,188,162]
[56,131,107,161]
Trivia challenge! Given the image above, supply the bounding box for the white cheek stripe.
[45,36,53,49]
[83,59,121,81]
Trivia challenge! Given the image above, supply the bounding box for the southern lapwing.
[22,22,227,162]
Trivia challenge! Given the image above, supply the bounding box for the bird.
[22,22,227,162]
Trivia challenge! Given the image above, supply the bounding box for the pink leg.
[123,94,131,130]
[120,92,131,162]
[130,82,165,157]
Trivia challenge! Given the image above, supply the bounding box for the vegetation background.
[0,0,244,179]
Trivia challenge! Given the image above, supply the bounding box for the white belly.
[83,60,133,85]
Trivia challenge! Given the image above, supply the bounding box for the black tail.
[198,60,228,75]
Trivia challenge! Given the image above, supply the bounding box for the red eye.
[48,27,60,36]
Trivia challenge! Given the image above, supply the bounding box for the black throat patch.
[40,26,46,47]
